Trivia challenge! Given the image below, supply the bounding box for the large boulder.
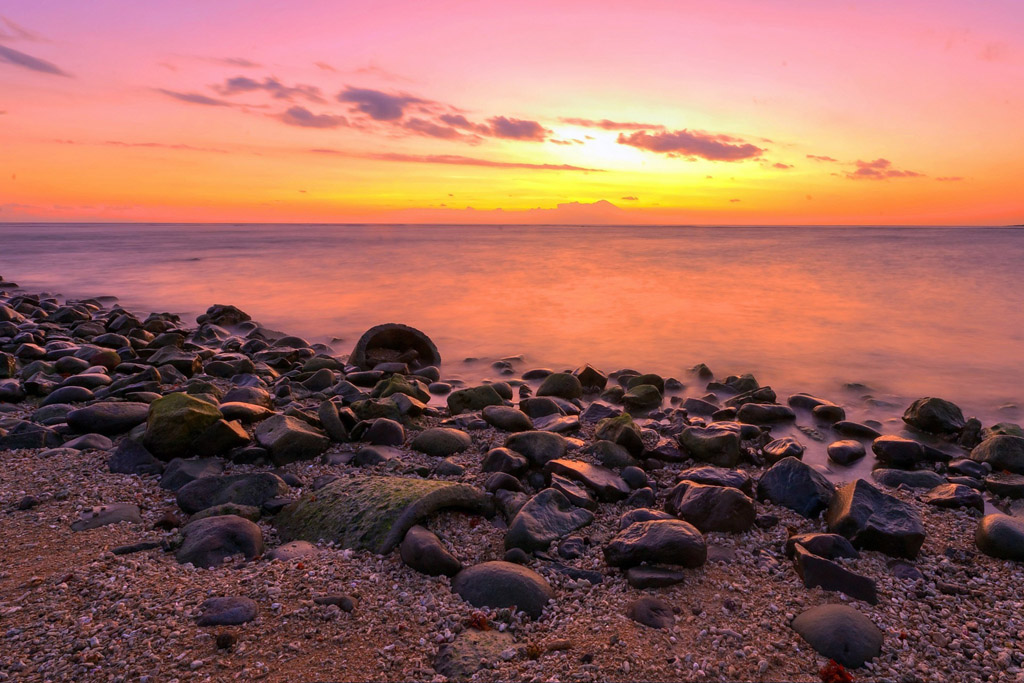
[826,479,926,559]
[594,414,644,457]
[176,515,264,568]
[254,414,329,465]
[67,401,150,436]
[275,476,491,554]
[970,435,1024,474]
[505,488,594,553]
[349,323,440,371]
[902,397,966,435]
[603,519,707,568]
[537,372,583,400]
[678,423,742,467]
[975,514,1024,560]
[143,393,221,460]
[665,481,755,533]
[451,561,554,619]
[791,604,883,668]
[176,472,288,514]
[871,435,925,469]
[756,457,835,518]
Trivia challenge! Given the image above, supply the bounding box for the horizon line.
[0,221,1021,229]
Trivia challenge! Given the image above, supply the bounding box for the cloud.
[936,176,965,182]
[0,44,71,77]
[314,61,336,72]
[560,117,666,131]
[0,16,43,42]
[403,118,480,142]
[806,154,838,162]
[772,162,793,169]
[438,113,491,134]
[311,148,602,172]
[620,196,639,201]
[105,140,227,153]
[157,89,232,106]
[277,106,348,128]
[617,129,763,161]
[845,158,924,180]
[337,86,425,121]
[487,116,548,141]
[213,76,325,103]
[202,56,262,68]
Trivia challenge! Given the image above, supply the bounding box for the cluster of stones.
[3,277,1024,674]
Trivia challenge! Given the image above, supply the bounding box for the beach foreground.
[1,276,1023,683]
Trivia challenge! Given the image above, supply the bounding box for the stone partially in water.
[762,436,805,464]
[871,435,925,469]
[275,476,491,554]
[349,323,441,371]
[826,440,866,466]
[447,385,504,415]
[902,397,966,435]
[970,435,1024,474]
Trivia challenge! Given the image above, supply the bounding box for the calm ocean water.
[2,223,1021,468]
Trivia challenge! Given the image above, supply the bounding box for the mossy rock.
[372,375,430,403]
[143,392,221,460]
[595,414,645,457]
[351,397,403,422]
[447,385,504,415]
[623,384,663,413]
[275,476,492,554]
[537,372,583,400]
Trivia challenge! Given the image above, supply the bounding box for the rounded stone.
[451,561,554,619]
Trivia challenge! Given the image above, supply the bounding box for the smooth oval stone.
[451,561,554,619]
[827,440,866,465]
[411,427,472,457]
[762,436,805,464]
[975,514,1024,560]
[921,483,984,512]
[400,525,461,577]
[481,405,533,432]
[196,596,258,626]
[791,604,883,668]
[176,514,264,568]
[871,435,925,469]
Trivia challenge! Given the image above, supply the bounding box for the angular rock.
[573,364,608,391]
[107,439,165,476]
[793,545,878,604]
[505,489,594,553]
[545,459,630,502]
[143,393,221,460]
[447,385,504,415]
[666,481,755,533]
[193,419,250,457]
[791,604,883,668]
[452,561,554,619]
[871,435,925,469]
[678,423,742,467]
[603,519,707,568]
[757,457,835,518]
[317,399,350,442]
[677,466,753,495]
[537,372,583,400]
[254,414,329,465]
[826,479,926,559]
[827,440,866,466]
[625,596,674,629]
[176,515,264,568]
[594,414,644,457]
[785,533,859,560]
[176,472,287,514]
[922,483,984,511]
[504,431,567,466]
[762,436,804,464]
[160,457,225,492]
[481,447,529,474]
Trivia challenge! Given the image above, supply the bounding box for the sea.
[2,223,1021,478]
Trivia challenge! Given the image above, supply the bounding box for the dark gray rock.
[63,433,112,451]
[434,629,516,680]
[827,440,866,465]
[871,435,925,469]
[922,483,984,511]
[505,489,594,553]
[176,472,288,514]
[833,421,882,439]
[623,384,662,413]
[826,479,926,559]
[593,414,644,457]
[603,519,707,568]
[625,566,687,589]
[975,514,1024,560]
[762,436,804,464]
[948,458,990,479]
[677,466,753,495]
[411,427,472,457]
[66,401,149,435]
[192,419,251,457]
[970,435,1024,474]
[986,472,1024,499]
[678,423,742,467]
[537,372,583,400]
[791,604,883,668]
[481,447,529,474]
[254,414,329,465]
[737,403,795,424]
[903,397,965,435]
[481,405,533,432]
[870,468,944,490]
[619,507,675,529]
[504,431,567,466]
[625,596,674,629]
[666,481,755,533]
[545,459,630,502]
[451,561,554,619]
[400,525,461,576]
[785,533,859,560]
[40,385,94,407]
[793,545,878,604]
[757,457,835,518]
[176,515,264,568]
[160,457,225,492]
[447,385,504,415]
[581,400,621,423]
[196,596,258,626]
[349,323,440,371]
[363,418,405,446]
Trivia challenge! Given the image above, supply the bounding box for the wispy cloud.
[487,116,548,141]
[277,105,348,128]
[0,16,44,42]
[936,176,965,182]
[213,76,325,103]
[202,56,262,68]
[620,195,639,201]
[337,86,426,121]
[311,148,602,172]
[806,154,838,162]
[156,89,233,106]
[772,162,793,169]
[845,158,924,180]
[617,129,763,161]
[403,118,481,142]
[105,140,227,153]
[560,117,666,131]
[0,44,71,77]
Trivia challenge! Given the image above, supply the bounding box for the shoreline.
[2,278,1024,681]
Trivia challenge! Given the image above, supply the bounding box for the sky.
[1,0,1022,225]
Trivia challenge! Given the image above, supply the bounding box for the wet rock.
[737,403,795,424]
[481,447,529,475]
[504,431,567,466]
[793,545,878,604]
[533,413,580,433]
[678,423,742,467]
[519,397,564,419]
[948,458,990,479]
[791,604,883,668]
[222,386,273,408]
[903,397,966,435]
[757,457,835,518]
[63,433,112,451]
[975,514,1024,560]
[970,435,1024,474]
[505,489,594,553]
[159,457,225,491]
[349,323,440,371]
[826,479,926,559]
[40,385,94,407]
[71,503,142,531]
[621,465,647,489]
[254,414,329,465]
[833,421,882,439]
[786,533,859,560]
[922,483,984,511]
[762,436,805,464]
[176,515,264,568]
[275,476,491,554]
[481,405,533,432]
[452,561,554,619]
[666,481,756,533]
[400,525,462,576]
[434,629,516,679]
[316,400,350,442]
[411,427,472,457]
[594,414,644,457]
[623,384,662,413]
[447,385,504,415]
[871,435,925,469]
[604,519,707,568]
[677,466,753,495]
[826,440,866,466]
[545,459,630,502]
[197,304,251,327]
[549,474,596,510]
[176,472,287,514]
[985,471,1024,498]
[66,401,150,435]
[193,419,250,457]
[142,393,221,460]
[537,372,583,400]
[573,364,608,391]
[871,468,944,490]
[363,418,405,446]
[196,596,258,626]
[625,596,674,629]
[580,400,620,424]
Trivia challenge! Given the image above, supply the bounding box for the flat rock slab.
[666,481,755,533]
[451,561,554,619]
[434,628,515,679]
[275,476,491,554]
[794,545,878,604]
[604,519,707,568]
[71,503,142,531]
[196,596,258,626]
[66,401,150,435]
[505,488,594,553]
[791,604,883,668]
[545,459,630,502]
[626,596,675,629]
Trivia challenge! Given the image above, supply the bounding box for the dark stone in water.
[827,440,866,466]
[871,435,925,469]
[902,397,965,435]
[349,323,440,371]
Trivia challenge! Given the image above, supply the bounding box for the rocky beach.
[2,273,1024,683]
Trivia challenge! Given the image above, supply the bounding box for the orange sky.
[1,0,1022,224]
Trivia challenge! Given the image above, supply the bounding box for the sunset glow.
[2,0,1022,224]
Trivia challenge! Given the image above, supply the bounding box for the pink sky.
[2,0,1022,223]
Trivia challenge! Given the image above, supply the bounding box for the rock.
[400,525,462,576]
[922,483,984,512]
[275,476,491,554]
[197,304,251,327]
[40,385,94,407]
[826,479,926,559]
[623,384,662,413]
[985,472,1024,498]
[682,397,719,416]
[625,596,674,629]
[975,514,1024,560]
[970,435,1024,474]
[362,418,405,446]
[313,594,356,612]
[833,421,882,439]
[0,422,63,450]
[625,566,687,589]
[107,439,165,476]
[625,487,656,508]
[254,414,329,465]
[193,419,250,457]
[316,400,350,442]
[142,393,221,460]
[666,481,755,533]
[870,468,944,490]
[827,440,866,465]
[603,519,707,568]
[196,596,258,626]
[159,457,226,491]
[594,414,644,457]
[581,401,620,423]
[519,397,564,419]
[176,515,264,568]
[545,459,630,502]
[349,323,440,370]
[573,364,608,391]
[785,533,859,560]
[70,503,142,531]
[793,545,878,604]
[871,435,925,469]
[504,431,567,466]
[147,346,201,376]
[411,427,472,457]
[434,629,516,680]
[505,489,594,553]
[757,457,835,518]
[66,401,150,435]
[736,403,795,424]
[677,466,753,495]
[447,385,504,415]
[484,471,522,493]
[791,604,883,668]
[63,433,112,451]
[621,465,647,489]
[948,458,990,479]
[532,413,580,434]
[902,397,966,435]
[481,405,533,432]
[537,372,583,400]
[762,436,804,464]
[176,472,288,514]
[452,561,554,619]
[265,540,318,561]
[557,536,586,559]
[678,423,742,467]
[481,447,529,474]
[222,386,273,408]
[191,503,262,523]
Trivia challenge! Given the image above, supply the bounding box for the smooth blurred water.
[2,224,1022,442]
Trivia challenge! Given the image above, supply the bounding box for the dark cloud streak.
[617,129,763,161]
[0,44,71,77]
